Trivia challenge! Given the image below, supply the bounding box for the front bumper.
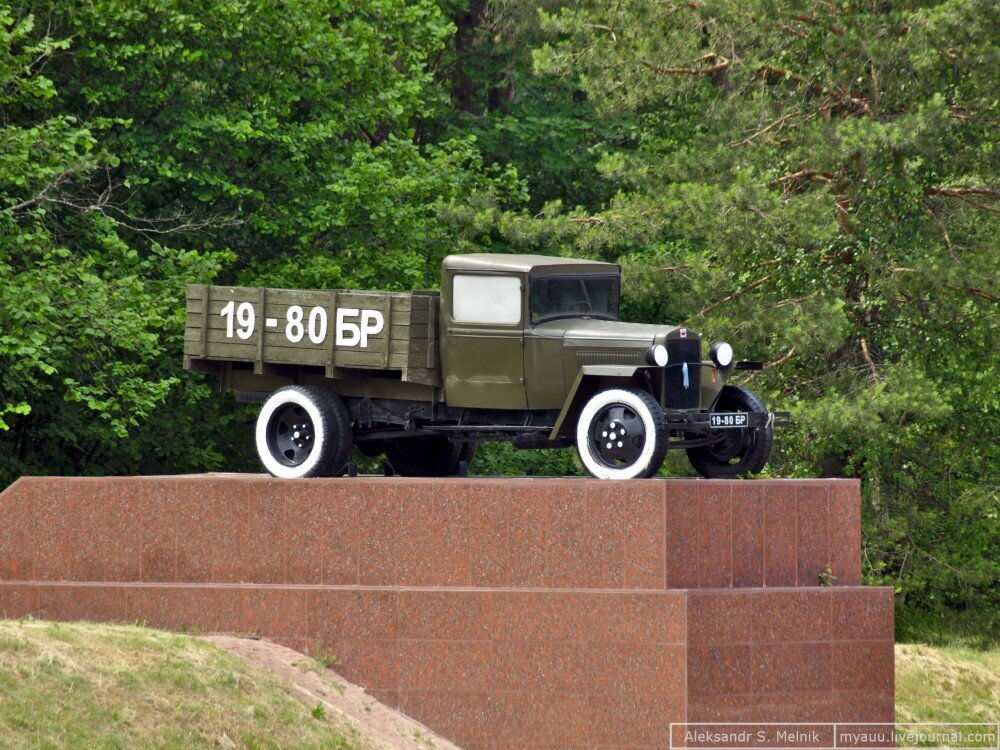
[663,410,792,429]
[661,410,790,449]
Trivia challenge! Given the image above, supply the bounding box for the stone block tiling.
[0,475,860,589]
[0,475,892,749]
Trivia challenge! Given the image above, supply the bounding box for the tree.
[516,0,999,631]
[1,6,229,477]
[430,0,623,212]
[0,0,521,483]
[2,0,996,634]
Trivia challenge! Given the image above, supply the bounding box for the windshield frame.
[528,273,621,326]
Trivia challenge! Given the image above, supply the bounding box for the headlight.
[645,344,668,367]
[711,342,734,368]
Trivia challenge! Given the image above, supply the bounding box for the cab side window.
[452,274,522,325]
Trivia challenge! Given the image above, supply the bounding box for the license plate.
[710,413,748,428]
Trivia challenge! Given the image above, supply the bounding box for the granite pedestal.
[0,476,894,748]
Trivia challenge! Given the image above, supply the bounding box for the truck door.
[441,272,527,409]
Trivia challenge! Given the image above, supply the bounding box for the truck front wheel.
[255,386,352,478]
[576,388,668,479]
[686,385,773,478]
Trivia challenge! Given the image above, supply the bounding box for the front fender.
[550,365,647,440]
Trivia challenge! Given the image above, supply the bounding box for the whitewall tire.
[576,388,668,479]
[255,386,352,478]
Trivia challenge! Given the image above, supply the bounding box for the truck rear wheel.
[255,386,352,478]
[687,385,773,478]
[576,388,668,479]
[384,437,476,477]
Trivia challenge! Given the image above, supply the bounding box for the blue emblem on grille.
[682,362,689,389]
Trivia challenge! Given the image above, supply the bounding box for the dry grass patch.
[896,643,999,724]
[0,619,363,749]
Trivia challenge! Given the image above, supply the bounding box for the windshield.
[529,275,620,324]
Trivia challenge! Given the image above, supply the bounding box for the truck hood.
[532,318,691,345]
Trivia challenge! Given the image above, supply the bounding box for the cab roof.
[442,253,619,275]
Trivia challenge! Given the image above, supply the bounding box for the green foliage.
[0,0,996,635]
[240,136,523,290]
[0,6,232,480]
[503,0,999,632]
[429,0,623,212]
[0,0,518,483]
[471,441,582,478]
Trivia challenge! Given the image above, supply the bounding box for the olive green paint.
[184,255,733,418]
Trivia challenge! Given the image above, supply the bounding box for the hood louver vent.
[577,350,643,366]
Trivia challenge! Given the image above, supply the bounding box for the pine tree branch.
[943,284,999,303]
[700,274,773,315]
[860,337,879,382]
[641,53,730,76]
[925,185,1000,214]
[766,169,834,190]
[925,185,1000,198]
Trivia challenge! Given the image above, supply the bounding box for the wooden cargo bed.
[183,284,441,386]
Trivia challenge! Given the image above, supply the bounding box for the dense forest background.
[1,0,997,638]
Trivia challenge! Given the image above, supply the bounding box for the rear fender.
[550,366,650,440]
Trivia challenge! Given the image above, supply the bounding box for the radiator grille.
[664,338,701,409]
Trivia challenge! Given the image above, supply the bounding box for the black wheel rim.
[589,403,646,468]
[705,420,751,463]
[267,403,315,467]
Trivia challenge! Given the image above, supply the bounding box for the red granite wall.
[0,475,860,588]
[686,588,895,724]
[0,476,891,749]
[0,581,893,748]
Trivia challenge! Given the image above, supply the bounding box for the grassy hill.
[896,643,999,724]
[0,619,996,748]
[0,620,360,749]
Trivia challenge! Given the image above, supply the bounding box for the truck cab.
[440,254,623,410]
[440,253,720,415]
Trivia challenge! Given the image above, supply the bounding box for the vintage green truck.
[184,253,787,479]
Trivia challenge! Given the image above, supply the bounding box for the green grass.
[896,643,999,724]
[0,619,363,750]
